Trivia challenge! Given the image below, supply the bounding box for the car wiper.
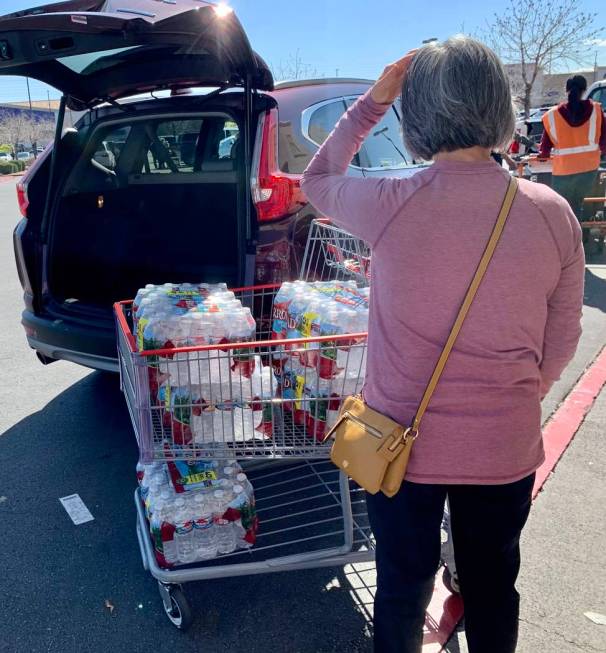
[373,127,409,165]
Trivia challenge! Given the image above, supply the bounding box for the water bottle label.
[271,303,289,340]
[281,369,305,415]
[175,521,193,535]
[181,470,217,485]
[194,516,212,530]
[137,317,149,351]
[168,460,220,493]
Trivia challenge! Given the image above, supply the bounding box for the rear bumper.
[22,310,119,372]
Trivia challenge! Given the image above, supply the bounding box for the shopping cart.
[581,196,606,257]
[301,219,371,287]
[115,284,375,629]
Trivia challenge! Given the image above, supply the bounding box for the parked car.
[4,0,427,372]
[16,151,33,161]
[0,152,13,161]
[586,79,606,109]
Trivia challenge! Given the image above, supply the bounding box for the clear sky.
[0,0,605,102]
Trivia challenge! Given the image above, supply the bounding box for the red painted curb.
[533,345,606,497]
[422,345,606,651]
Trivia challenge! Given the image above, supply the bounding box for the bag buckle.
[384,426,418,456]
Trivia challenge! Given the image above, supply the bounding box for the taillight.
[252,108,306,222]
[16,180,29,218]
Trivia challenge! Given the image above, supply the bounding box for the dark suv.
[4,0,426,371]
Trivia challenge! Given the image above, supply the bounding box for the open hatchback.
[0,0,273,109]
[6,0,280,371]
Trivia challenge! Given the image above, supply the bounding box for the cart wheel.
[442,566,461,595]
[161,585,193,630]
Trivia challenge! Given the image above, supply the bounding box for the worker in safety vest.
[540,75,606,220]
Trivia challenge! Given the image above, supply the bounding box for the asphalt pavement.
[445,384,606,653]
[0,178,605,653]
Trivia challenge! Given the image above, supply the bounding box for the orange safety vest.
[542,101,602,176]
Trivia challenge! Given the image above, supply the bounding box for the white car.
[586,80,606,109]
[16,151,33,161]
[0,152,13,161]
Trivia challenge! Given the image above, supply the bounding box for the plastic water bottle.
[236,472,254,500]
[223,465,238,483]
[271,281,295,344]
[212,490,237,554]
[173,497,196,564]
[226,308,256,378]
[287,288,309,343]
[218,480,236,503]
[229,484,250,547]
[151,495,178,566]
[145,471,169,517]
[192,494,218,560]
[226,458,241,471]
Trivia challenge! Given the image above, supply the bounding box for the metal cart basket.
[301,219,371,286]
[115,283,374,629]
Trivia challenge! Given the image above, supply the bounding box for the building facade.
[504,63,606,109]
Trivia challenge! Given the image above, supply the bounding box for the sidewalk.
[445,383,606,653]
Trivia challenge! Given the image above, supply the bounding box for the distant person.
[540,75,606,219]
[302,37,584,653]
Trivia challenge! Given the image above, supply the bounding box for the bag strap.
[408,176,518,437]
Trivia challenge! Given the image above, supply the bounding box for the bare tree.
[0,112,56,160]
[0,112,30,158]
[486,0,604,117]
[24,115,55,158]
[271,49,320,82]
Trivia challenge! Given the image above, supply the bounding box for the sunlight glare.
[214,3,233,18]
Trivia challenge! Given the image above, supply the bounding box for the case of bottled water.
[270,280,369,439]
[138,460,258,568]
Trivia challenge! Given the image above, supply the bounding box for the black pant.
[365,474,535,653]
[551,170,597,220]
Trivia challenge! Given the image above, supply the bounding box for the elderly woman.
[301,37,584,653]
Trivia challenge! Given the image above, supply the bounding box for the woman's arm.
[539,209,585,398]
[538,129,553,159]
[301,52,426,247]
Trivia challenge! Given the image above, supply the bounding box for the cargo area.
[47,113,246,314]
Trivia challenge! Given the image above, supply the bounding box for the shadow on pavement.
[0,372,373,653]
[584,268,606,313]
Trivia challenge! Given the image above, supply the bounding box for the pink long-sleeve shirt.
[301,92,585,485]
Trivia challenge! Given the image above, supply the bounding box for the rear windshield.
[66,114,240,194]
[89,115,239,175]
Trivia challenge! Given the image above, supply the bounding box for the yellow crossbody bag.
[323,178,518,497]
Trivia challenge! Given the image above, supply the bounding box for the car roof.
[274,78,375,90]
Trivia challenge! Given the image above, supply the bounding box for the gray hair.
[399,36,515,160]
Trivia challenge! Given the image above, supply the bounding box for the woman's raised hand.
[370,50,419,105]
